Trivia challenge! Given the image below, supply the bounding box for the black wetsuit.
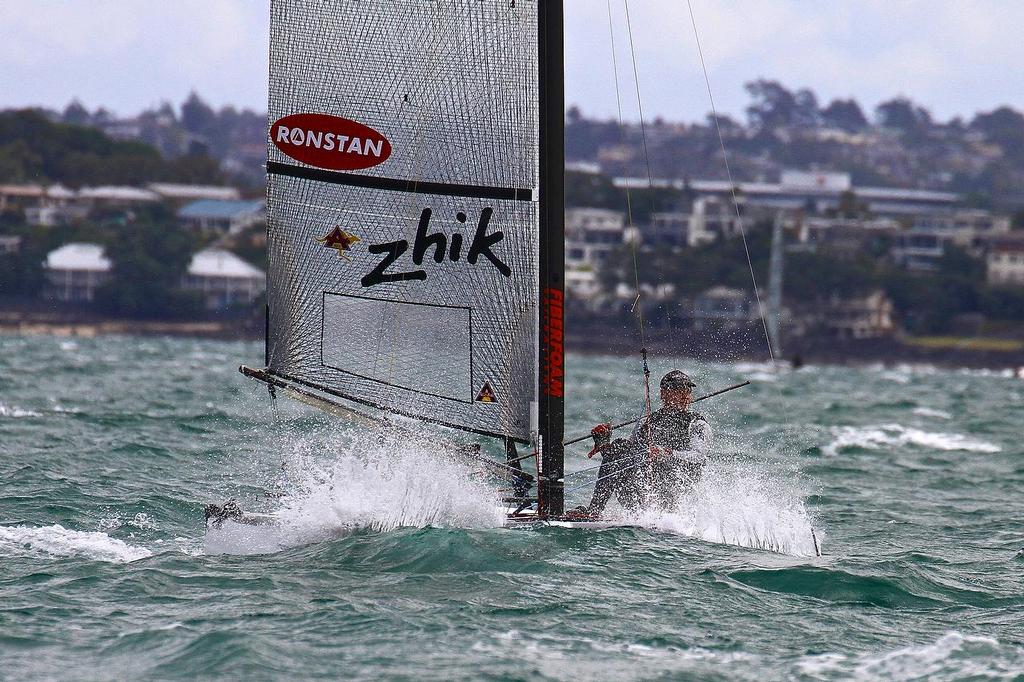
[587,407,710,515]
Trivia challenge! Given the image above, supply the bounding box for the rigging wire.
[609,0,654,438]
[685,0,776,363]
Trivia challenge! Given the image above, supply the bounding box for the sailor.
[570,370,711,519]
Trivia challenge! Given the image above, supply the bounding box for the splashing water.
[625,460,821,557]
[268,427,504,545]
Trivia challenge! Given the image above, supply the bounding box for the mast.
[767,212,784,358]
[538,0,565,517]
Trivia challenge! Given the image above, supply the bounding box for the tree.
[62,100,91,126]
[970,106,1024,160]
[821,98,868,132]
[180,91,217,136]
[793,88,820,128]
[745,80,797,130]
[875,97,932,134]
[95,211,204,319]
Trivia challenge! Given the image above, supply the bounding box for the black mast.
[537,0,565,517]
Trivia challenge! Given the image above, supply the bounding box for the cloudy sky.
[1,1,1021,124]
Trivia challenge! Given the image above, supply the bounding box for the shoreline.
[4,316,1024,371]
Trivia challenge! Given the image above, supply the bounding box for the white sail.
[266,0,541,442]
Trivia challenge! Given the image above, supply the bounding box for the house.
[693,286,753,330]
[799,217,900,257]
[182,248,266,309]
[987,237,1024,287]
[0,235,22,254]
[177,199,265,235]
[565,207,626,270]
[647,212,690,248]
[890,229,955,271]
[818,290,895,339]
[148,183,241,204]
[0,184,45,213]
[615,169,960,219]
[43,243,112,302]
[76,186,160,207]
[24,185,89,226]
[688,196,745,246]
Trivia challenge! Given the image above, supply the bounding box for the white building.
[987,238,1024,287]
[182,248,266,309]
[615,169,960,218]
[178,199,265,235]
[913,210,1011,249]
[565,208,626,268]
[647,212,690,248]
[76,186,160,207]
[819,290,895,339]
[693,286,753,330]
[44,243,112,302]
[149,183,241,204]
[0,235,22,254]
[688,196,745,246]
[562,208,627,303]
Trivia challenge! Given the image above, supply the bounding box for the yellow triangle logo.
[475,381,497,403]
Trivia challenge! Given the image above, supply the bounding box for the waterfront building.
[565,207,625,268]
[182,248,266,310]
[43,243,111,302]
[693,286,753,330]
[177,199,265,235]
[148,183,241,204]
[987,237,1024,287]
[615,169,959,219]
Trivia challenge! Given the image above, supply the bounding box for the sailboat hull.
[203,506,627,554]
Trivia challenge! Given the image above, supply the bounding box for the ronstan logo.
[271,113,392,171]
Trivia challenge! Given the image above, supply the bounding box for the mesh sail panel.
[267,0,539,441]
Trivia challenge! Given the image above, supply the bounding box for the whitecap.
[912,407,952,419]
[797,631,1023,680]
[824,424,1000,456]
[0,524,152,563]
[0,402,42,418]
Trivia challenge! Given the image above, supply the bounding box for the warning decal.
[475,381,497,403]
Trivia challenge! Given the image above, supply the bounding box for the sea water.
[1,335,1023,680]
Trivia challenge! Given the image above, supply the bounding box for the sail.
[266,0,540,442]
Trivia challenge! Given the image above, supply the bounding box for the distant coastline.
[4,310,1023,371]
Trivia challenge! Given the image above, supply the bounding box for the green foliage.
[94,213,203,319]
[0,109,223,187]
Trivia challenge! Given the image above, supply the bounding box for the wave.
[797,631,1023,680]
[912,406,952,419]
[0,524,151,563]
[0,402,42,418]
[824,424,1000,456]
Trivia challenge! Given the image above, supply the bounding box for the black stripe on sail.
[267,161,534,201]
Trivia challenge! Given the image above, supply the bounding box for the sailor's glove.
[586,423,612,458]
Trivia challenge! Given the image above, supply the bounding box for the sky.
[1,1,1022,124]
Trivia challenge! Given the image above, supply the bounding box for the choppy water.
[2,335,1023,680]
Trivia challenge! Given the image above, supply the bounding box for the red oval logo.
[270,113,392,171]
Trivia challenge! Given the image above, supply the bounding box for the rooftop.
[45,243,111,272]
[188,248,265,279]
[78,186,160,202]
[178,199,265,221]
[149,183,241,201]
